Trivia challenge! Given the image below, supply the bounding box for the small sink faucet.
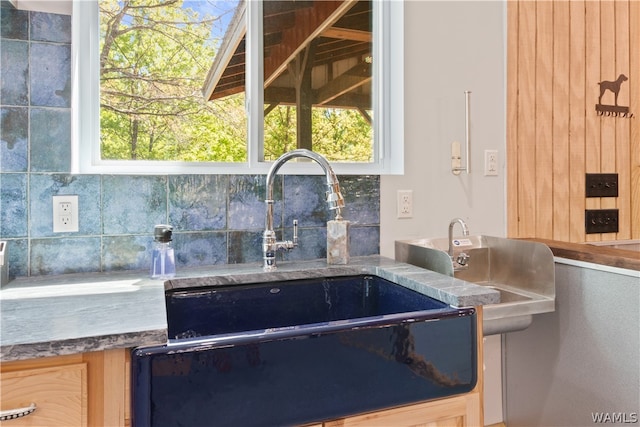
[448,217,469,258]
[263,149,345,271]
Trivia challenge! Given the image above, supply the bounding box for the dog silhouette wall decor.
[596,74,633,118]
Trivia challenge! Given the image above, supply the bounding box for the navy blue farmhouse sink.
[132,274,478,426]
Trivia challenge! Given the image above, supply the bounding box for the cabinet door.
[0,363,87,426]
[324,393,481,427]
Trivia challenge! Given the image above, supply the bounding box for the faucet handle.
[456,252,470,266]
[292,219,298,247]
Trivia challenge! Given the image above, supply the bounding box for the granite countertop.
[0,255,499,362]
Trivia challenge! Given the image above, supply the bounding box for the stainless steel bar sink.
[395,236,555,335]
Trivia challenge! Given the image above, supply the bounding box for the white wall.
[381,3,507,425]
[12,0,72,14]
[380,1,507,258]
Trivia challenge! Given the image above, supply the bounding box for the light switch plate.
[586,173,618,198]
[585,209,618,234]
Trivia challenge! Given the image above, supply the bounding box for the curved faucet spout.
[263,149,345,271]
[448,217,469,258]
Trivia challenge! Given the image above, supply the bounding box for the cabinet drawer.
[324,394,479,427]
[1,363,87,426]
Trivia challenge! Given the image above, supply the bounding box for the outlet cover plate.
[397,190,413,219]
[53,195,79,233]
[484,150,498,176]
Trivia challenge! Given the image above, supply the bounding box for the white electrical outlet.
[53,195,79,232]
[397,190,413,219]
[484,150,498,176]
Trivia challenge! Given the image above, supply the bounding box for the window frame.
[71,0,403,175]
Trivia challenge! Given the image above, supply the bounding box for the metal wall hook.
[452,90,471,175]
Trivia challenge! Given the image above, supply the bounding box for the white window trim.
[71,1,403,175]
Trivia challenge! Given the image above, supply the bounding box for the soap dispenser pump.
[150,224,175,279]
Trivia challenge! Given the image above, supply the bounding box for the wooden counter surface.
[525,239,640,271]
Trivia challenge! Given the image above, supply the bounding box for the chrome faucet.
[448,218,470,267]
[263,149,345,271]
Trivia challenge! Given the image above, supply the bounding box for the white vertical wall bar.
[464,90,471,174]
[246,0,264,167]
[373,0,383,164]
[71,1,100,173]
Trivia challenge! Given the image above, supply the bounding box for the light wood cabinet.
[324,393,481,427]
[0,363,87,426]
[0,349,128,427]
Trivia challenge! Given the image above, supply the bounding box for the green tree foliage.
[311,108,373,162]
[263,106,372,162]
[100,0,247,161]
[263,106,297,160]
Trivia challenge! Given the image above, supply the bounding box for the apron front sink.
[132,274,478,426]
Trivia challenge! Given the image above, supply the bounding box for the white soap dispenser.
[150,224,176,279]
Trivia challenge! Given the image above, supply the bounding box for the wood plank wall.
[507,0,640,242]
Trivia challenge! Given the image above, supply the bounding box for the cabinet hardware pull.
[0,403,37,421]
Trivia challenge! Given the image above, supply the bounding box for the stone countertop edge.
[0,255,498,362]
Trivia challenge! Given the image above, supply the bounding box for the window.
[72,0,403,175]
[98,0,246,163]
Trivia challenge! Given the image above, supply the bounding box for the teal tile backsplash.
[1,7,29,40]
[0,107,28,171]
[0,174,27,237]
[29,174,101,237]
[102,175,168,235]
[30,108,71,171]
[30,43,71,107]
[0,39,29,105]
[169,175,228,231]
[30,11,71,43]
[0,4,380,279]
